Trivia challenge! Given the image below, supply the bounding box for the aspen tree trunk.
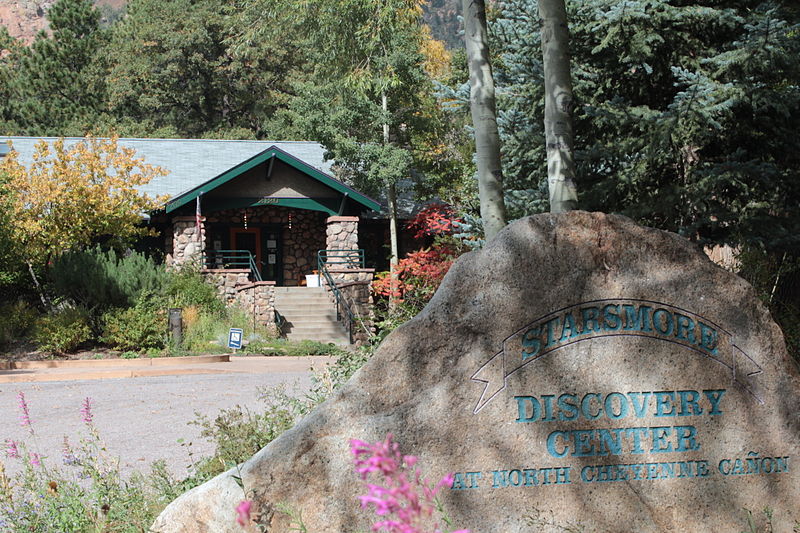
[539,0,578,212]
[27,261,48,308]
[463,0,506,241]
[383,93,399,272]
[383,92,400,309]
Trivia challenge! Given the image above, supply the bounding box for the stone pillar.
[169,215,206,269]
[325,216,359,268]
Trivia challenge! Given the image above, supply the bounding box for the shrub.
[243,339,347,357]
[0,300,39,344]
[33,306,92,353]
[180,306,278,354]
[101,297,165,352]
[6,300,39,337]
[372,204,468,340]
[188,389,301,482]
[181,311,228,353]
[187,346,372,485]
[162,268,225,316]
[49,246,168,311]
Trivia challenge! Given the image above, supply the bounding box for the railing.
[317,249,365,269]
[317,249,366,344]
[203,250,262,282]
[273,309,285,332]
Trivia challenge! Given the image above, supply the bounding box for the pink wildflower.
[17,391,32,433]
[350,434,468,533]
[235,500,252,527]
[29,452,40,467]
[80,397,93,425]
[5,439,19,459]
[62,436,78,466]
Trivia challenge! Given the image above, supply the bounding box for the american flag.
[195,194,202,239]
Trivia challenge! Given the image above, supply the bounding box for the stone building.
[1,137,384,344]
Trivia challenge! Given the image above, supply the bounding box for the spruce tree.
[492,0,800,253]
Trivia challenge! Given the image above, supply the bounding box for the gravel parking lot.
[0,363,317,479]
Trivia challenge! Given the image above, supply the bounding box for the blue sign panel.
[228,328,244,350]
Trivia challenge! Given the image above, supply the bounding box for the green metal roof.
[165,145,380,214]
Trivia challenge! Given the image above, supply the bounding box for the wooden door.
[230,228,262,277]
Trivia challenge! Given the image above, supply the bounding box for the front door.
[262,227,283,284]
[230,228,262,278]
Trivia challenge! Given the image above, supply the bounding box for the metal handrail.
[317,249,367,344]
[203,250,262,282]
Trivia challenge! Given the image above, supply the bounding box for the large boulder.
[152,212,799,532]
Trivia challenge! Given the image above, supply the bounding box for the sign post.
[227,328,243,353]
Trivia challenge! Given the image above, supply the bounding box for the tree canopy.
[0,0,797,255]
[492,0,800,252]
[0,136,166,266]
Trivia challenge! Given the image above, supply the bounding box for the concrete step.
[274,300,333,308]
[277,307,337,315]
[285,331,350,343]
[284,320,346,330]
[274,287,327,296]
[277,310,338,319]
[280,319,341,329]
[274,286,350,344]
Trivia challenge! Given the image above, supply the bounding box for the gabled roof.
[165,144,381,213]
[0,137,381,213]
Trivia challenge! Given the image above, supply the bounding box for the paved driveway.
[0,357,328,479]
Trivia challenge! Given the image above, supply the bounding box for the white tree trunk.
[383,93,400,309]
[463,0,506,241]
[539,0,578,212]
[383,93,399,271]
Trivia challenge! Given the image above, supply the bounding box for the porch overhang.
[165,145,381,214]
[203,197,349,216]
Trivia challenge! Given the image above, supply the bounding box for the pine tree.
[103,0,302,138]
[0,0,107,135]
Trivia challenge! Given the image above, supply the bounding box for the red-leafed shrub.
[405,203,461,239]
[372,204,466,337]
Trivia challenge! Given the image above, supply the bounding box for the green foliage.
[243,339,347,357]
[187,389,301,482]
[0,397,183,532]
[162,268,225,316]
[101,296,166,352]
[101,0,302,138]
[0,300,39,343]
[491,0,800,253]
[49,246,168,311]
[736,248,800,361]
[0,0,108,135]
[33,306,92,353]
[0,173,24,295]
[277,0,468,216]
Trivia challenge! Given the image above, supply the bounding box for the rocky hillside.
[423,0,462,49]
[0,0,124,43]
[0,1,54,43]
[3,0,460,48]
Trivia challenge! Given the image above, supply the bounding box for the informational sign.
[227,328,243,350]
